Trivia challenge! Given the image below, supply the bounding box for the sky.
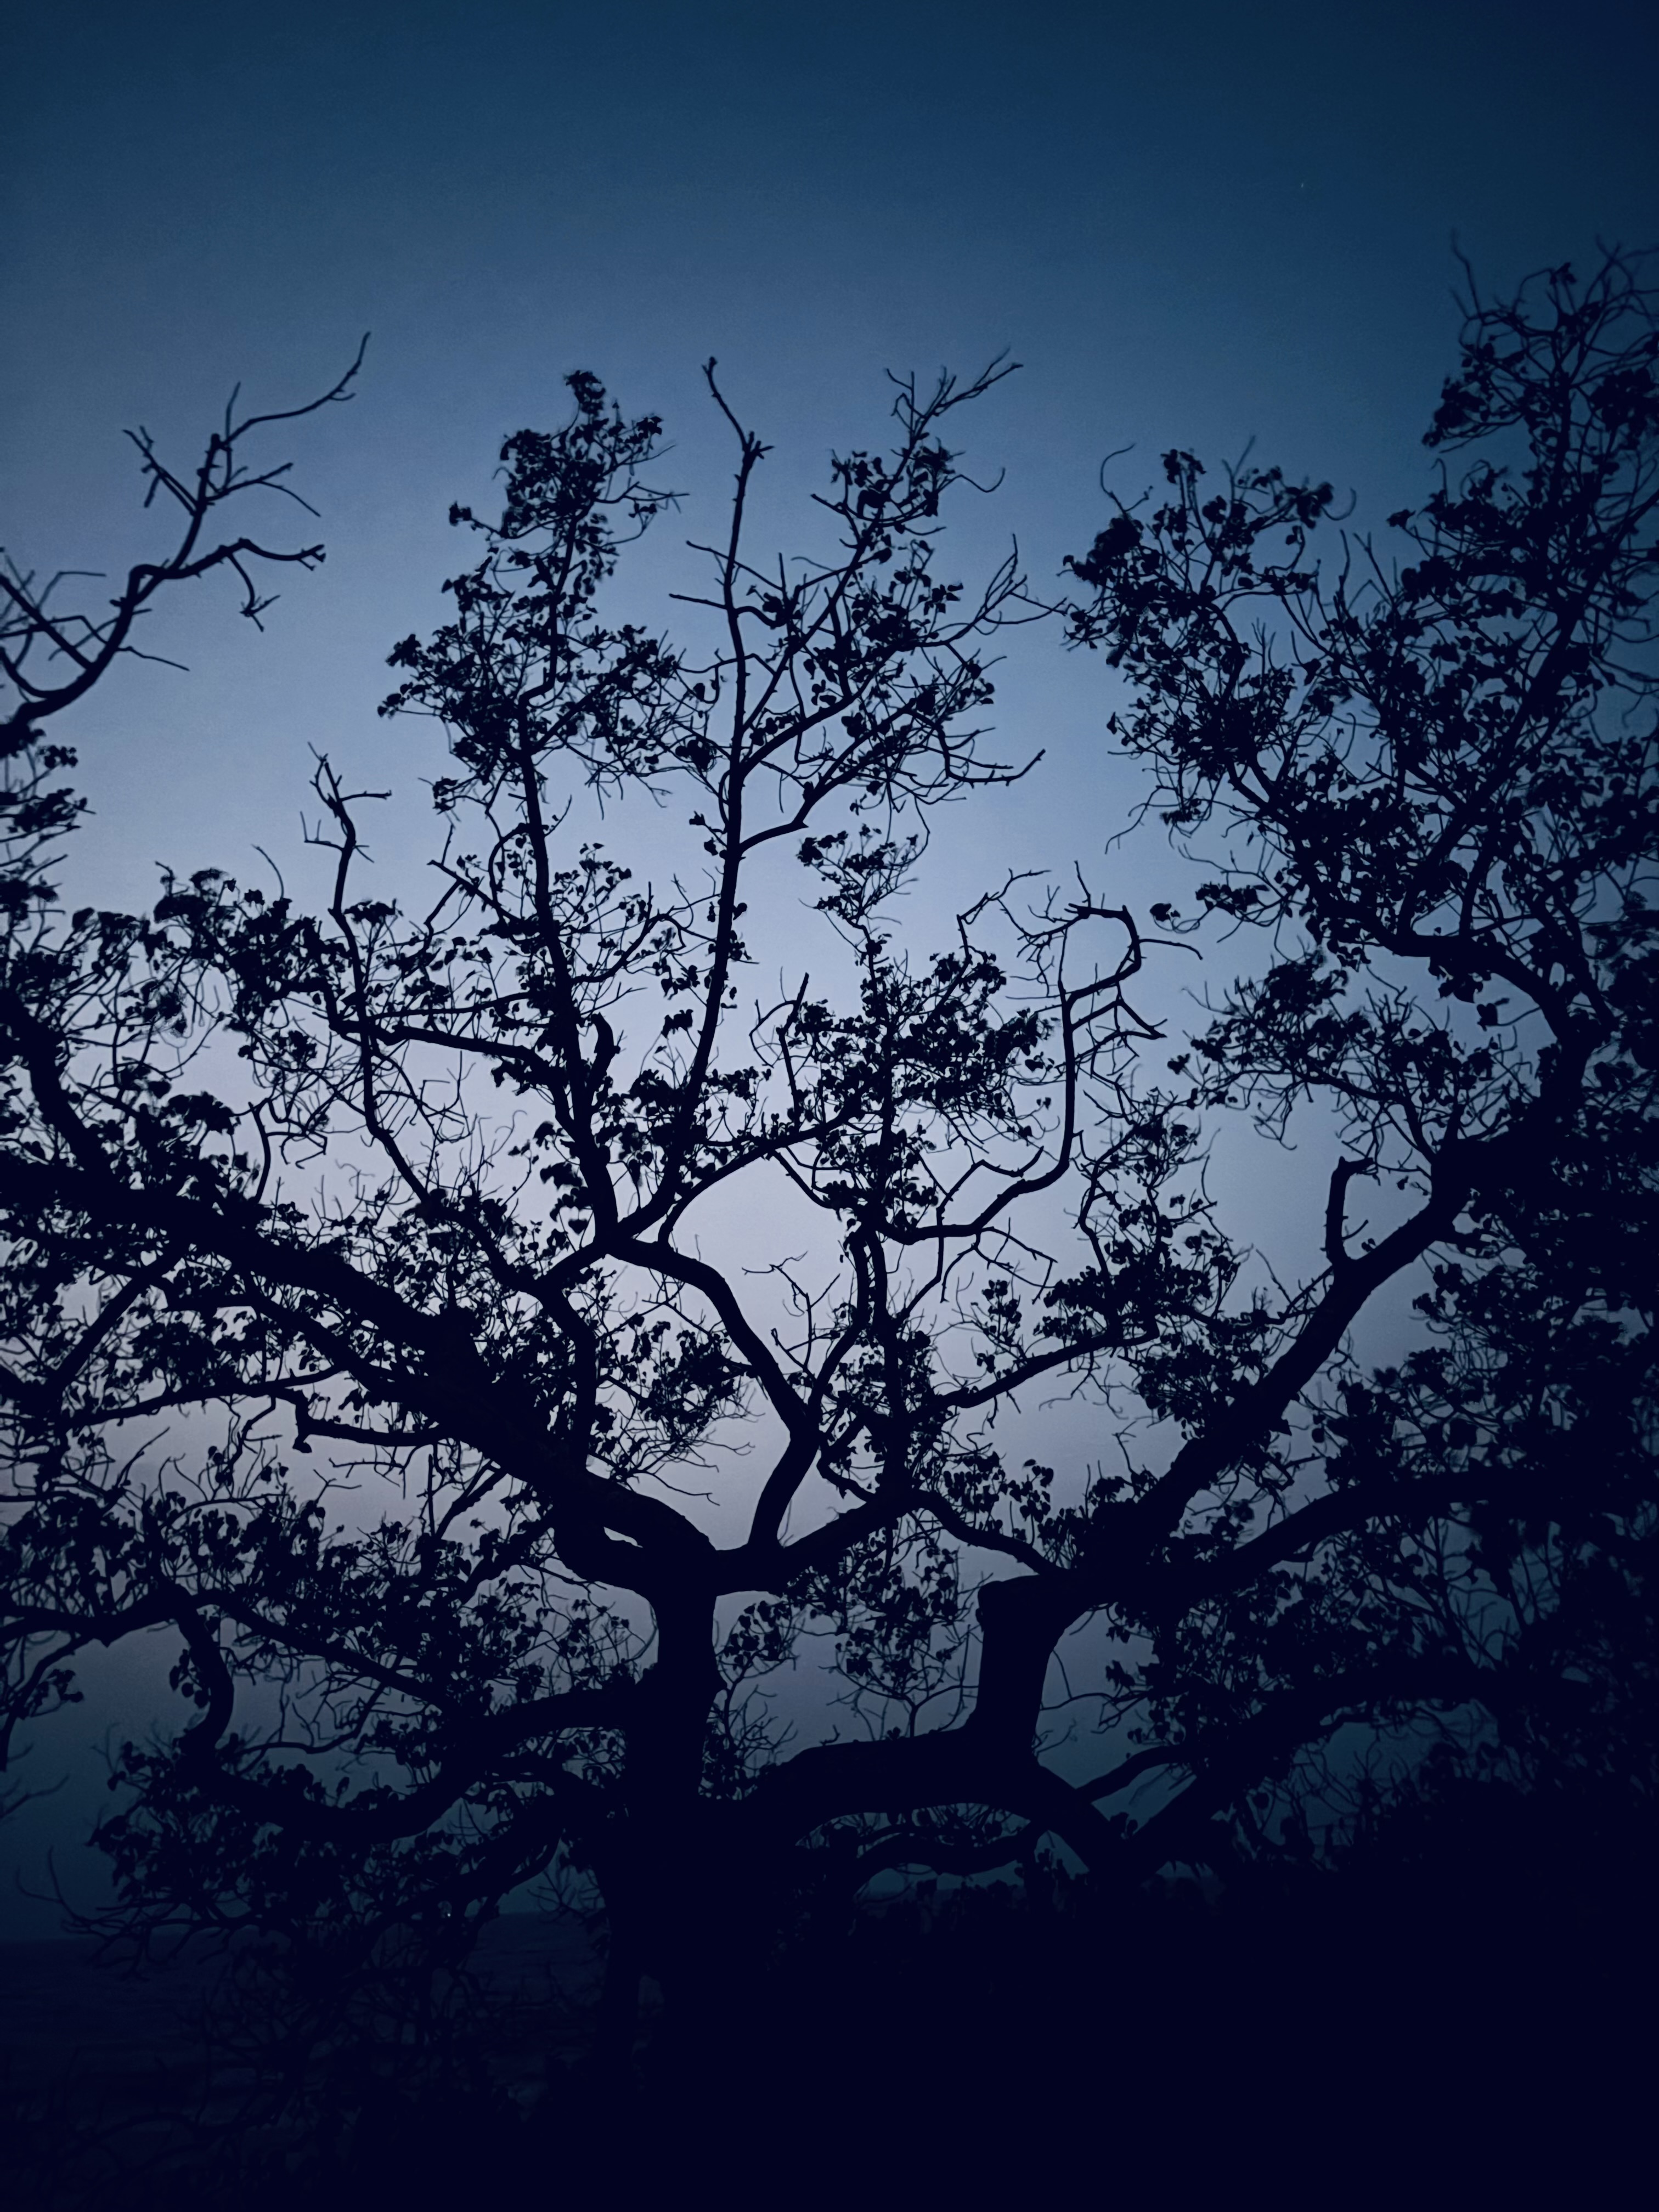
[5,0,1654,908]
[1,0,1654,1931]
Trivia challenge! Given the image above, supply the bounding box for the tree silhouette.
[1,255,1654,2074]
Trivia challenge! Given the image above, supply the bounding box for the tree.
[1,255,1654,2075]
[1059,250,1658,1857]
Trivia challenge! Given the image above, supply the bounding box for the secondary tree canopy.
[2,256,1654,2053]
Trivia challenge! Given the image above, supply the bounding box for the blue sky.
[5,0,1652,911]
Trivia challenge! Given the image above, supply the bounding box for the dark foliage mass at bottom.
[9,1765,1652,2207]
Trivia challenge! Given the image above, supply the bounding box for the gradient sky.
[1,0,1654,1931]
[6,0,1654,905]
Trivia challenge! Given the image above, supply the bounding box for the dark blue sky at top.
[5,0,1653,916]
[0,0,1654,1932]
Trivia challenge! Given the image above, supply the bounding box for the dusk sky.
[7,0,1654,912]
[2,0,1654,1931]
